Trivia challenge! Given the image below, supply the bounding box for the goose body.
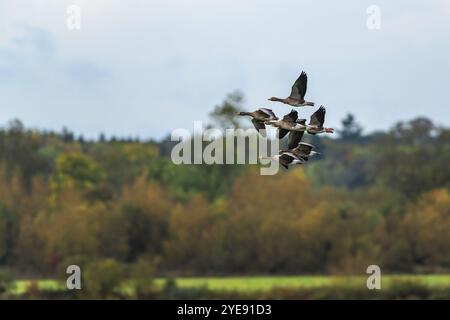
[237,108,278,135]
[268,71,315,107]
[267,110,306,133]
[266,110,309,149]
[306,106,334,135]
[260,152,306,169]
[281,142,319,162]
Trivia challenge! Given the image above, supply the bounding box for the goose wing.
[283,110,298,123]
[278,129,289,139]
[258,108,277,119]
[309,106,326,127]
[288,131,305,149]
[290,71,308,100]
[251,119,266,136]
[294,142,315,157]
[279,152,296,169]
[278,110,298,139]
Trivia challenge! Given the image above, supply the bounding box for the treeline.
[0,97,450,290]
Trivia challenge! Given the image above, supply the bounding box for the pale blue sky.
[1,0,449,139]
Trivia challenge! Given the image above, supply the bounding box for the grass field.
[11,274,450,296]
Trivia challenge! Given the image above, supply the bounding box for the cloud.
[385,0,450,41]
[0,25,111,87]
[0,0,449,139]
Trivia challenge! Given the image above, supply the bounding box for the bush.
[0,268,15,296]
[84,259,126,299]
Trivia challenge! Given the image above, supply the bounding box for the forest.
[1,93,450,298]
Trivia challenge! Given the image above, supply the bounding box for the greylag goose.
[261,151,307,169]
[261,142,318,169]
[266,110,306,138]
[306,106,334,134]
[236,108,278,136]
[266,110,308,148]
[282,142,319,161]
[268,71,315,107]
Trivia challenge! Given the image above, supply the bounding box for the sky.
[0,0,449,139]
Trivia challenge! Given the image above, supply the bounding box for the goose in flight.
[236,108,278,136]
[261,151,307,169]
[261,142,318,169]
[281,142,320,161]
[266,110,309,149]
[269,106,333,134]
[266,110,306,138]
[306,106,334,134]
[268,71,315,107]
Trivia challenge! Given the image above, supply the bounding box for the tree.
[339,113,363,140]
[164,195,215,272]
[0,205,17,264]
[84,259,126,298]
[390,117,434,144]
[120,175,171,261]
[52,153,105,191]
[209,91,245,129]
[0,268,15,297]
[390,189,450,271]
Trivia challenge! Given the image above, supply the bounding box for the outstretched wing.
[278,128,289,139]
[279,153,296,169]
[309,106,326,127]
[278,110,299,139]
[282,109,298,123]
[251,119,266,137]
[288,131,305,149]
[258,108,277,119]
[290,71,308,100]
[295,142,314,156]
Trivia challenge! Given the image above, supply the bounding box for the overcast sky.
[1,0,449,139]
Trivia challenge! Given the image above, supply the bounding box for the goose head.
[268,97,284,103]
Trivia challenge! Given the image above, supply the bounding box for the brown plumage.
[268,71,315,107]
[237,108,278,136]
[306,106,334,135]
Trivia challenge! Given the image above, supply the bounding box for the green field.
[11,274,450,296]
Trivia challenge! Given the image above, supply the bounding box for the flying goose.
[306,106,334,134]
[260,151,307,169]
[236,108,278,136]
[260,142,318,169]
[268,71,315,107]
[266,110,306,137]
[281,142,320,161]
[266,110,309,149]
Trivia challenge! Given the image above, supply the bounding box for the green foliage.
[338,113,363,140]
[53,153,105,190]
[0,268,15,296]
[84,259,126,298]
[0,205,18,264]
[209,90,245,129]
[0,113,449,299]
[129,257,156,296]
